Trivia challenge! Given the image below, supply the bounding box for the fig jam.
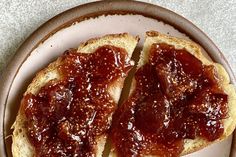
[22,45,133,157]
[111,43,228,157]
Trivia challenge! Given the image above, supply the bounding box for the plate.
[0,1,235,157]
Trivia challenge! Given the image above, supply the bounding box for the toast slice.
[109,31,236,157]
[12,33,139,157]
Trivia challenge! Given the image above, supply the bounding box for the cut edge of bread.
[11,33,139,157]
[109,31,236,157]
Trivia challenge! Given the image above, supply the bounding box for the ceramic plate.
[0,1,235,157]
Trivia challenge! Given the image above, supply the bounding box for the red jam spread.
[111,43,228,157]
[22,45,133,157]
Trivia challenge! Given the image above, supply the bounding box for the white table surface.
[0,0,235,76]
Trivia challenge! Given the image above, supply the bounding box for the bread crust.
[12,33,139,157]
[109,31,236,157]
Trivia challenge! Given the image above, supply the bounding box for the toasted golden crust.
[109,31,236,157]
[12,33,139,157]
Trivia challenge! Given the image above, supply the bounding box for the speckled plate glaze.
[0,1,235,157]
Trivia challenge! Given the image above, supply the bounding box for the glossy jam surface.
[22,45,133,157]
[111,43,228,157]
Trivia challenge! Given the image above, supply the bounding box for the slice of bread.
[12,33,139,157]
[109,31,236,157]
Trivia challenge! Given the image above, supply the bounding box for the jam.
[111,43,228,157]
[22,45,133,157]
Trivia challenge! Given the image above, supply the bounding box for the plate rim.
[1,1,235,156]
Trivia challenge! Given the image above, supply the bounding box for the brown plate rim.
[0,1,235,156]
